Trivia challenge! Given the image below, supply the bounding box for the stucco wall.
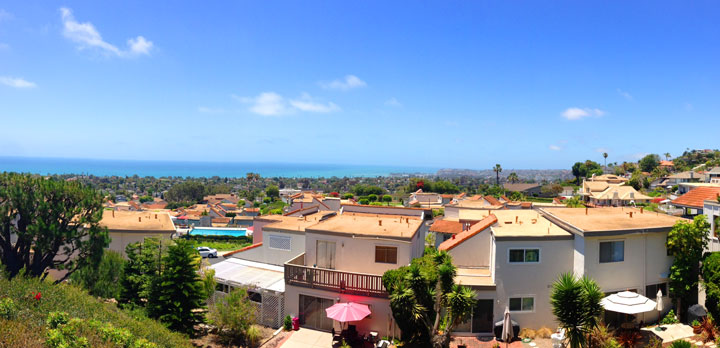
[493,238,574,330]
[108,231,173,256]
[448,228,492,267]
[231,228,306,266]
[304,231,415,275]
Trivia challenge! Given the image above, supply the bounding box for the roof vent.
[379,220,382,226]
[629,212,633,218]
[138,217,141,222]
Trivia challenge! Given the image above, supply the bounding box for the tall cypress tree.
[148,239,206,334]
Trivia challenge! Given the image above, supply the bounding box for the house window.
[508,248,540,263]
[599,241,624,263]
[646,283,668,297]
[375,246,398,264]
[509,297,534,312]
[248,291,262,304]
[268,235,292,251]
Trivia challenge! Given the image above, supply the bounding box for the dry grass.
[536,327,553,339]
[519,328,536,339]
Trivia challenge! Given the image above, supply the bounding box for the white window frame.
[599,240,625,263]
[507,247,541,264]
[268,234,292,251]
[508,295,535,313]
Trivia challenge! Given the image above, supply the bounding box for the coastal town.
[3,149,720,348]
[2,2,718,348]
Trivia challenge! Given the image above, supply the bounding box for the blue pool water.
[190,227,248,237]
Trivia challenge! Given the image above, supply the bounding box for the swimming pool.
[190,227,248,237]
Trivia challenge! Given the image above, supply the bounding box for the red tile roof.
[438,215,497,251]
[484,195,502,206]
[222,243,262,257]
[429,220,464,234]
[671,187,720,208]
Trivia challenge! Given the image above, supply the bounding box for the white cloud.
[384,97,402,107]
[0,76,37,88]
[561,107,605,120]
[596,147,609,153]
[60,7,153,57]
[289,93,340,113]
[197,106,226,114]
[549,145,562,151]
[320,75,367,90]
[236,92,340,116]
[617,89,633,101]
[0,9,12,22]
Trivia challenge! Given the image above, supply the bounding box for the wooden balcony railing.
[284,253,388,298]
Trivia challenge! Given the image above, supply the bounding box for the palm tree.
[603,152,608,168]
[550,273,604,348]
[507,172,519,184]
[664,152,671,161]
[493,164,502,186]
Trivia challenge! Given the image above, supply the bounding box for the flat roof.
[307,212,423,239]
[263,213,332,232]
[451,200,502,209]
[541,207,685,233]
[100,210,175,232]
[491,210,571,238]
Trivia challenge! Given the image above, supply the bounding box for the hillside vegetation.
[0,274,193,348]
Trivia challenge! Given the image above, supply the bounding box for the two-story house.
[284,208,429,335]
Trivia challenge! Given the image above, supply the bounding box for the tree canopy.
[550,273,604,348]
[667,215,710,320]
[639,154,660,173]
[0,173,109,281]
[382,250,476,348]
[571,160,603,184]
[164,181,207,203]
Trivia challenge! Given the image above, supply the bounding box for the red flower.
[34,292,42,301]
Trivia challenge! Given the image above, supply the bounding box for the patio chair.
[551,328,566,348]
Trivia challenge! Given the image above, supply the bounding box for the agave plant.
[616,330,643,348]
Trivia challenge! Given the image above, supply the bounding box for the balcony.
[284,253,388,298]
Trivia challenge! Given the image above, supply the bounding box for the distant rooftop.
[100,210,175,232]
[263,213,334,232]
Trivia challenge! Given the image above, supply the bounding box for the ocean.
[0,156,437,178]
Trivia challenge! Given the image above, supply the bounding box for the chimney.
[585,207,588,215]
[640,207,644,214]
[379,220,382,226]
[138,217,142,222]
[515,216,519,223]
[112,210,115,218]
[629,212,633,218]
[155,214,158,219]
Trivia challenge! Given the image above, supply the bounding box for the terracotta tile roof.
[660,160,674,166]
[438,215,497,251]
[672,187,720,208]
[429,219,464,234]
[484,196,502,206]
[223,243,262,257]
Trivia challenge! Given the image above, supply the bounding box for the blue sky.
[0,1,718,169]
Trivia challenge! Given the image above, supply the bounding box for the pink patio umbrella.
[325,302,371,323]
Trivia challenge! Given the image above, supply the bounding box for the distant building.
[502,183,542,196]
[100,210,176,256]
[671,186,720,217]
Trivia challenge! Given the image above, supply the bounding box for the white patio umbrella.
[601,291,657,314]
[501,306,512,347]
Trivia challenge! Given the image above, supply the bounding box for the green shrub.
[0,297,17,320]
[47,311,70,329]
[246,325,262,347]
[660,309,679,324]
[670,340,692,348]
[283,315,292,331]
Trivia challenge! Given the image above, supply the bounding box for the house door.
[316,240,336,269]
[299,294,334,331]
[472,299,494,333]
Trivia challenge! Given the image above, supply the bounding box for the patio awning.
[210,258,285,293]
[601,291,657,314]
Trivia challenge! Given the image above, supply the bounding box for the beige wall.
[492,238,574,330]
[284,284,398,336]
[108,231,173,256]
[231,228,306,266]
[304,231,415,275]
[448,228,492,267]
